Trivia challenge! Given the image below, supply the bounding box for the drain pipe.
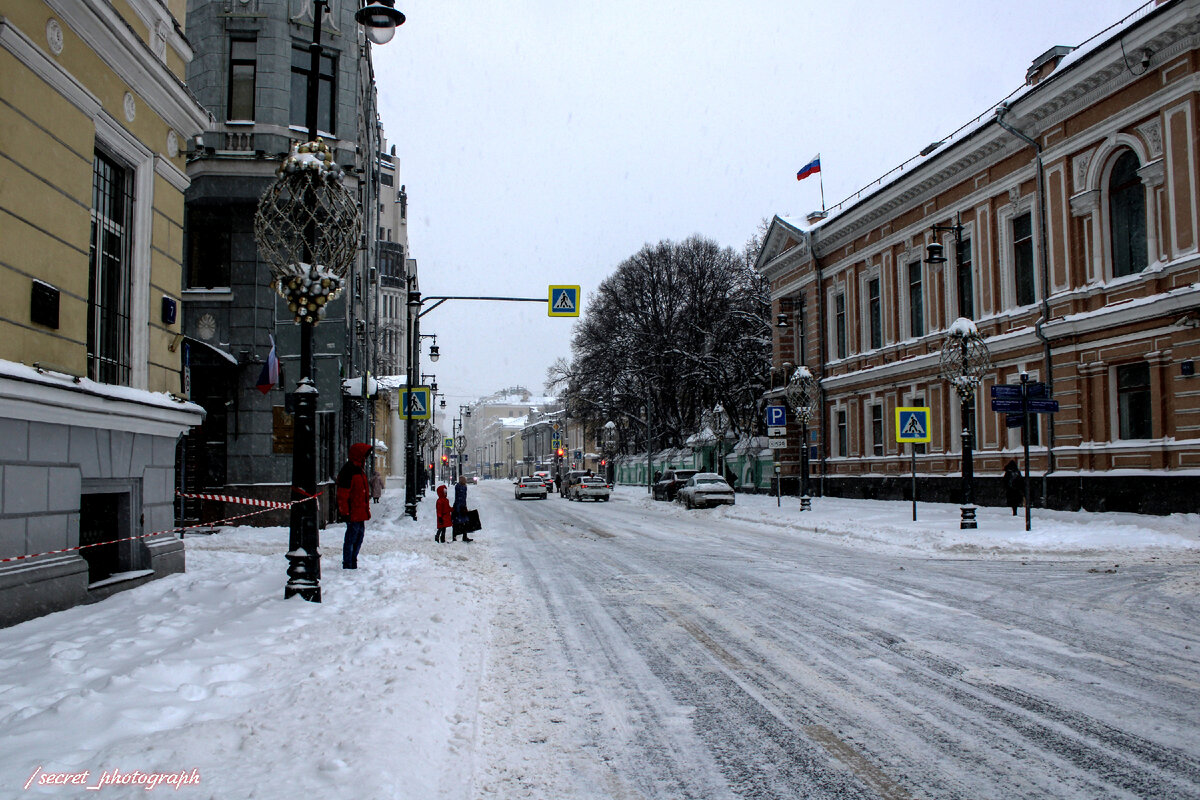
[814,243,827,498]
[995,103,1056,500]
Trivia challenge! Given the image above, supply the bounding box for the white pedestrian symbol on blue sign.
[902,413,924,438]
[407,392,426,416]
[553,290,574,310]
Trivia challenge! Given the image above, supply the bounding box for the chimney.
[1026,45,1074,86]
[806,210,828,225]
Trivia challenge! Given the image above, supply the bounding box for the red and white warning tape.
[176,492,290,509]
[0,491,322,565]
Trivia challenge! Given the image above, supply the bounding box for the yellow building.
[0,0,209,626]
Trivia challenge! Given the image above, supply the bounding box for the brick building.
[757,0,1200,513]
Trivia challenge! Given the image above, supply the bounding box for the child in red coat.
[434,485,452,543]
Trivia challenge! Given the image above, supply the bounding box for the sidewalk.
[617,485,1200,561]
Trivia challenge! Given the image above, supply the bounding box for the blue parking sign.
[765,405,786,427]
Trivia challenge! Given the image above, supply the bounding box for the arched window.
[1109,150,1147,278]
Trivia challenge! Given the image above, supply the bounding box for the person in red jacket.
[337,443,373,569]
[434,484,452,543]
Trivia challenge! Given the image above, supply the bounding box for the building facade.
[0,0,209,625]
[180,0,401,524]
[757,0,1200,514]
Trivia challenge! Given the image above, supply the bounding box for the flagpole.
[818,153,825,211]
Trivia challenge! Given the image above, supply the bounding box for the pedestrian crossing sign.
[548,285,580,317]
[443,437,454,450]
[895,407,931,443]
[400,386,432,420]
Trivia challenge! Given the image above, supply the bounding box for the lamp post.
[603,420,616,484]
[712,403,727,481]
[253,0,402,601]
[938,317,991,529]
[785,366,817,511]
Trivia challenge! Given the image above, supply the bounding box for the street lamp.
[712,403,727,481]
[939,317,991,529]
[603,420,616,484]
[419,333,439,362]
[253,0,400,601]
[785,366,817,511]
[354,0,405,44]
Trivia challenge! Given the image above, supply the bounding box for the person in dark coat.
[1002,459,1023,516]
[337,443,373,568]
[435,484,452,543]
[451,475,473,542]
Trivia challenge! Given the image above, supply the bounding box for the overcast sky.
[372,0,1145,412]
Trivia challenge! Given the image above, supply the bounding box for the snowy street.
[1,482,1198,798]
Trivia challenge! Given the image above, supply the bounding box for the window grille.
[88,150,133,385]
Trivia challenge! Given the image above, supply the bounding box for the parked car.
[560,470,592,497]
[653,469,699,501]
[514,476,548,500]
[676,473,735,509]
[568,476,611,502]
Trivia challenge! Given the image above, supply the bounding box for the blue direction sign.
[990,397,1058,414]
[990,399,1026,414]
[991,382,1048,399]
[765,405,786,427]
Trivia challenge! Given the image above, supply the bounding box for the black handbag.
[465,509,482,533]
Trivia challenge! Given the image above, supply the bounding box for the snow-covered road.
[0,482,1197,798]
[480,482,1200,799]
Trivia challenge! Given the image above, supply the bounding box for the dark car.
[652,469,699,501]
[560,469,592,497]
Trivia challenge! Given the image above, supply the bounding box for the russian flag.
[796,154,821,181]
[256,335,279,394]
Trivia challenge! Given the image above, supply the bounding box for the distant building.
[179,0,407,524]
[0,0,209,625]
[756,0,1200,513]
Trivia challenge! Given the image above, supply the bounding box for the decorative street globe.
[253,139,361,325]
[785,365,818,509]
[939,317,992,529]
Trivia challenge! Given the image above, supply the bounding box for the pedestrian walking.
[1003,459,1023,516]
[369,470,384,504]
[434,484,451,543]
[337,443,373,568]
[451,474,473,542]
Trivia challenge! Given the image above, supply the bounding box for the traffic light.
[556,447,564,458]
[441,454,449,464]
[601,459,607,466]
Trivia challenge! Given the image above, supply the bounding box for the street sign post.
[895,406,931,521]
[991,375,1059,532]
[765,405,786,427]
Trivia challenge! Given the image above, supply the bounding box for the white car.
[676,473,735,509]
[568,476,612,502]
[514,476,548,500]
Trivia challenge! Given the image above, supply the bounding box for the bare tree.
[559,235,770,452]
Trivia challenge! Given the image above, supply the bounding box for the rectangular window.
[871,404,883,456]
[186,206,232,288]
[908,261,924,337]
[957,237,974,320]
[1013,212,1036,307]
[868,277,882,349]
[227,36,257,121]
[1117,362,1152,439]
[837,409,848,457]
[291,45,336,134]
[88,150,132,385]
[835,292,847,358]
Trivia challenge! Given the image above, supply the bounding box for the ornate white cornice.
[43,0,210,136]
